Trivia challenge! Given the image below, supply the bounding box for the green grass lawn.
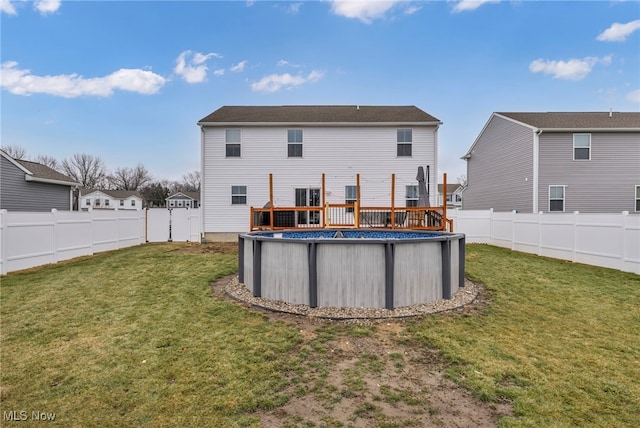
[1,243,639,427]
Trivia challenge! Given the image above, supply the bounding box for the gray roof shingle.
[16,159,78,185]
[198,105,441,124]
[497,112,640,130]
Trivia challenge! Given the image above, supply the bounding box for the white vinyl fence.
[0,209,145,275]
[450,209,640,275]
[146,208,201,243]
[0,208,203,275]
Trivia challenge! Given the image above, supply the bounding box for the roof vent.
[356,105,360,111]
[609,109,612,118]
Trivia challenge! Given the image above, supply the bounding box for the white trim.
[24,175,78,187]
[533,129,540,213]
[572,133,591,161]
[549,185,566,212]
[1,150,33,174]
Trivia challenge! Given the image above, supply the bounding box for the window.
[288,129,303,158]
[120,200,124,206]
[131,200,136,206]
[573,134,591,160]
[397,129,412,157]
[345,185,357,213]
[406,185,418,207]
[232,186,247,205]
[226,129,241,157]
[86,199,90,206]
[636,185,640,212]
[96,199,101,206]
[549,186,565,212]
[105,199,110,207]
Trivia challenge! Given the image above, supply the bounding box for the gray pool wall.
[238,229,465,310]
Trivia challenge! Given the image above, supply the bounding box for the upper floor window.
[232,186,247,205]
[406,185,418,207]
[86,199,91,206]
[549,185,565,212]
[636,185,640,212]
[288,129,303,158]
[397,129,412,157]
[131,200,136,206]
[573,134,591,160]
[226,129,241,157]
[105,199,110,206]
[95,199,101,206]
[120,200,124,206]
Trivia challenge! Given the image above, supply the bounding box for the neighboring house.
[462,112,640,213]
[198,105,442,241]
[438,184,463,209]
[166,191,200,208]
[80,189,142,210]
[1,149,79,211]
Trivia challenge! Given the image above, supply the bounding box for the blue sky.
[2,0,639,183]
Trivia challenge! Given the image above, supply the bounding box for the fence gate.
[146,208,201,242]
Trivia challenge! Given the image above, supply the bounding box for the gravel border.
[224,276,481,320]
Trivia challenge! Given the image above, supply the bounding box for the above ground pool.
[238,229,466,310]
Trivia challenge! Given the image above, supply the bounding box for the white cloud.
[34,0,61,15]
[251,70,324,93]
[0,61,166,97]
[277,60,301,68]
[529,55,612,81]
[173,50,221,83]
[596,19,640,42]
[213,69,225,76]
[452,0,500,13]
[286,2,302,14]
[329,0,400,24]
[627,89,640,103]
[230,60,248,73]
[1,0,17,15]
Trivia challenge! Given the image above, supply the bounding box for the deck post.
[458,235,465,288]
[269,174,274,230]
[322,173,326,228]
[391,174,396,229]
[442,173,447,232]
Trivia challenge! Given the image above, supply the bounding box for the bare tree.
[61,153,108,189]
[181,170,200,192]
[34,154,60,171]
[108,164,152,191]
[457,174,468,188]
[2,145,27,159]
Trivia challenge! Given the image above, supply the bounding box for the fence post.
[0,210,7,275]
[51,209,58,263]
[538,211,543,256]
[511,209,517,251]
[573,211,579,263]
[621,211,628,271]
[489,208,494,244]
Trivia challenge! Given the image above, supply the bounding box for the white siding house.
[81,190,142,210]
[198,105,442,241]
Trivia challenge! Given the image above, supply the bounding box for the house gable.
[0,151,77,212]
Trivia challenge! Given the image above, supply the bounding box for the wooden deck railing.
[250,204,453,232]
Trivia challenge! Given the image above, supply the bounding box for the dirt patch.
[210,276,512,427]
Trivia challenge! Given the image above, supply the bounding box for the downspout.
[533,129,541,213]
[200,126,205,242]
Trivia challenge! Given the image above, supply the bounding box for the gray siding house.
[1,150,79,211]
[462,112,640,213]
[166,191,200,209]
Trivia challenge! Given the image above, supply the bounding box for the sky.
[1,0,639,184]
